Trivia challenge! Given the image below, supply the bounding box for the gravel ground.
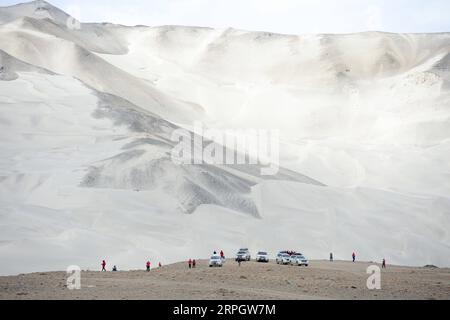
[1,260,449,300]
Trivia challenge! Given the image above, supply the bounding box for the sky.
[1,0,449,34]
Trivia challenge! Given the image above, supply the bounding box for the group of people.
[100,250,388,271]
[188,259,197,268]
[100,260,162,272]
[101,260,118,272]
[146,261,162,271]
[328,252,387,268]
[187,250,225,268]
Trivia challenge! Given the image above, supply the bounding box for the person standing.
[352,252,356,262]
[382,258,386,269]
[146,261,151,272]
[220,250,224,259]
[193,259,196,268]
[330,252,333,262]
[158,262,162,268]
[101,260,106,272]
[188,258,192,269]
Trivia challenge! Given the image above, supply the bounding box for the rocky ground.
[1,260,449,300]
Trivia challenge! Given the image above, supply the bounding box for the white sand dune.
[0,1,449,275]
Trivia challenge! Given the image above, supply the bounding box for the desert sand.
[1,260,449,300]
[1,1,450,275]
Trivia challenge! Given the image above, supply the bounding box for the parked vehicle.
[235,248,251,261]
[209,255,223,267]
[290,254,309,266]
[276,253,291,265]
[256,251,269,262]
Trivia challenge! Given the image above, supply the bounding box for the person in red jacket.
[220,250,224,259]
[101,260,106,271]
[146,261,151,272]
[158,262,162,268]
[188,258,192,269]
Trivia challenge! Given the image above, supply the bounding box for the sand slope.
[0,1,450,275]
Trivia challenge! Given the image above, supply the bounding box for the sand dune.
[0,1,449,276]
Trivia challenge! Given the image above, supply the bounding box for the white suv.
[256,251,269,263]
[209,255,223,267]
[276,253,291,265]
[235,248,251,261]
[290,254,309,266]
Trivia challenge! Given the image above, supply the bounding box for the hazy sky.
[1,0,449,34]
